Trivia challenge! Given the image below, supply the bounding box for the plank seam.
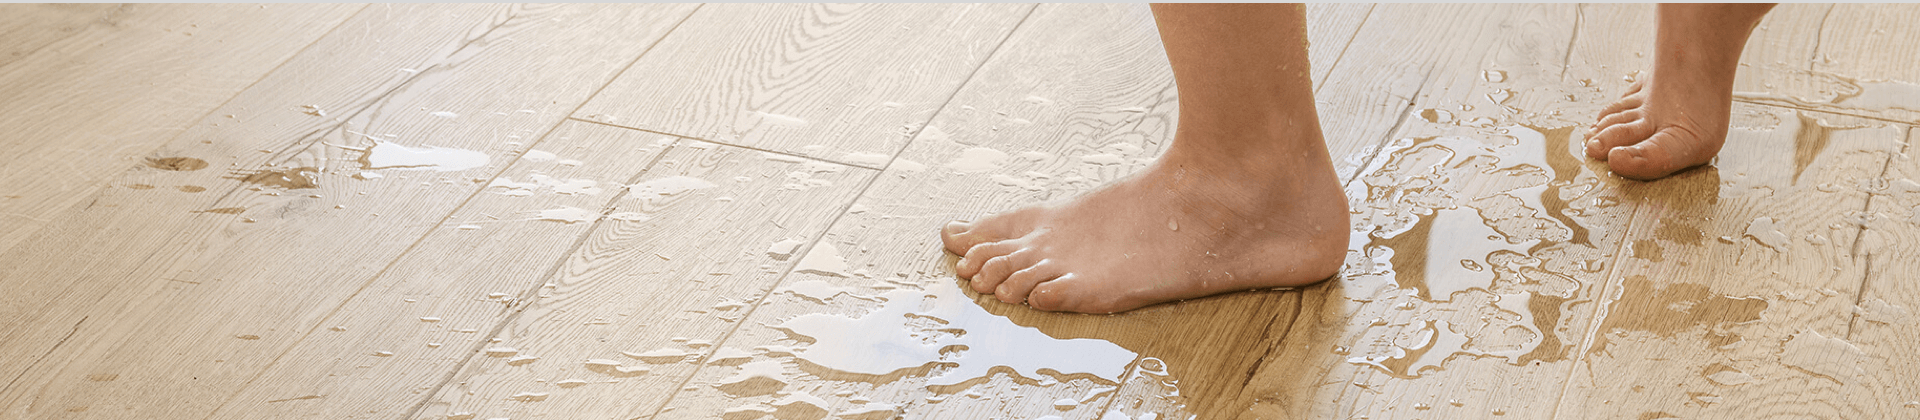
[565,117,851,170]
[388,5,711,419]
[1547,188,1650,420]
[1314,4,1375,94]
[630,4,1042,418]
[0,317,86,399]
[1846,123,1910,339]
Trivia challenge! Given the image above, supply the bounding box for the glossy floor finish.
[2,4,1917,420]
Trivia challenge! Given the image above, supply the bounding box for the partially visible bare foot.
[1584,75,1730,180]
[1584,3,1775,180]
[939,134,1348,314]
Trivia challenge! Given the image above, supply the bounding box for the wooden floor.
[2,4,1917,419]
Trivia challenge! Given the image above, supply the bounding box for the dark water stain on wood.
[177,185,206,193]
[1516,293,1572,364]
[145,157,209,171]
[195,207,247,215]
[227,167,320,189]
[1589,275,1767,355]
[1631,239,1664,262]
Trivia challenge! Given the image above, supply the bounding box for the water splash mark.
[145,157,209,171]
[227,167,320,190]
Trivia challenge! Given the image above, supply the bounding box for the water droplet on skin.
[1167,218,1179,231]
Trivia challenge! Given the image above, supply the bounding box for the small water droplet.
[1482,69,1508,83]
[1167,218,1179,231]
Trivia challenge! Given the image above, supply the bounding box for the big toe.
[1606,129,1713,180]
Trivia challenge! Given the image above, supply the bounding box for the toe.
[1596,96,1644,120]
[975,249,1038,296]
[1026,273,1129,314]
[1023,272,1082,311]
[1607,128,1712,180]
[1587,119,1655,160]
[940,221,976,255]
[957,239,1021,280]
[990,257,1056,304]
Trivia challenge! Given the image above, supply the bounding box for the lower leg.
[937,4,1348,314]
[1585,3,1776,180]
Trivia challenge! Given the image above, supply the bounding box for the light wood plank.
[1733,5,1920,124]
[1852,125,1920,419]
[1232,5,1654,420]
[0,4,123,70]
[211,121,674,418]
[0,3,364,256]
[1555,105,1901,419]
[0,4,697,418]
[412,142,874,420]
[647,4,1375,419]
[650,4,1193,418]
[572,3,1031,169]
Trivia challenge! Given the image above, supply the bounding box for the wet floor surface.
[3,4,1919,420]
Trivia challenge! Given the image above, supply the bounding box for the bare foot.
[1584,3,1775,180]
[1584,75,1730,180]
[939,137,1349,314]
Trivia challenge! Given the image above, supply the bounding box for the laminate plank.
[1733,4,1920,124]
[411,142,874,420]
[1555,105,1902,419]
[572,3,1031,169]
[0,4,697,418]
[0,3,363,256]
[1851,125,1920,419]
[647,4,1377,419]
[0,4,123,70]
[211,121,675,419]
[1231,5,1653,420]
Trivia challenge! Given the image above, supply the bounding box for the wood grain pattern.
[4,4,1917,420]
[413,141,874,420]
[1554,105,1901,420]
[0,3,364,256]
[1234,5,1647,420]
[211,121,675,419]
[1853,125,1920,418]
[0,4,696,418]
[1733,5,1920,124]
[573,4,1032,169]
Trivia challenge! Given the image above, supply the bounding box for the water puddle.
[359,141,489,171]
[489,173,605,196]
[1778,329,1863,384]
[146,157,210,171]
[774,281,1137,388]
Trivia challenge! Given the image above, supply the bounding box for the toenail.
[956,257,968,267]
[996,284,1008,295]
